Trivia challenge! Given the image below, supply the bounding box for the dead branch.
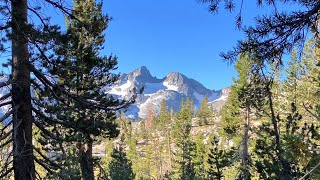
[0,120,12,136]
[303,102,320,121]
[299,161,320,180]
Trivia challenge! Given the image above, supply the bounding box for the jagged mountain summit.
[108,66,229,120]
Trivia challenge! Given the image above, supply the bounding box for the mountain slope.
[108,66,229,120]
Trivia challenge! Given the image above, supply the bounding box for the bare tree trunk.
[79,141,94,180]
[12,0,35,179]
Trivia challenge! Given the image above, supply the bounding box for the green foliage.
[174,98,196,180]
[158,99,169,128]
[206,135,234,180]
[108,146,135,180]
[193,134,207,179]
[197,96,211,125]
[51,147,82,180]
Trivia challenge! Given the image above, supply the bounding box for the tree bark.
[79,141,94,180]
[11,0,35,179]
[241,107,250,179]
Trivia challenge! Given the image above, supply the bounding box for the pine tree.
[31,0,134,179]
[206,135,233,180]
[158,99,169,128]
[174,98,196,180]
[197,96,211,125]
[108,146,135,180]
[11,1,35,178]
[0,0,135,178]
[193,133,207,179]
[0,0,75,178]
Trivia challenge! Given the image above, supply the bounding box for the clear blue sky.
[3,1,295,90]
[101,0,259,90]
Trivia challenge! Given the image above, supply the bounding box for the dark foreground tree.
[32,0,136,179]
[10,0,35,179]
[0,0,135,179]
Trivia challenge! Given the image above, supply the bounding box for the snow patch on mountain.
[108,66,229,120]
[163,81,179,92]
[108,80,132,96]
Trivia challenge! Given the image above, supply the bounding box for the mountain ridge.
[108,66,229,120]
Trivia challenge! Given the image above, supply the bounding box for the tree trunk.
[267,85,291,178]
[11,0,35,179]
[241,107,250,179]
[79,141,94,180]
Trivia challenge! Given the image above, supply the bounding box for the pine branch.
[34,156,55,175]
[0,94,11,102]
[0,167,13,179]
[27,7,47,26]
[0,80,11,89]
[299,161,320,180]
[303,103,320,121]
[30,63,135,111]
[32,107,79,131]
[33,145,62,170]
[0,138,12,149]
[0,101,11,108]
[32,118,76,142]
[0,129,12,142]
[43,0,77,21]
[0,106,17,123]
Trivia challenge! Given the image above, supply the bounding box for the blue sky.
[3,0,295,90]
[101,0,259,90]
[100,1,302,90]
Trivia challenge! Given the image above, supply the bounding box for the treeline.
[108,36,320,180]
[101,98,226,180]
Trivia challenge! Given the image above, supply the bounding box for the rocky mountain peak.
[108,66,229,119]
[165,72,186,86]
[132,66,152,78]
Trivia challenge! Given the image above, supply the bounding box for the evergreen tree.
[158,99,169,128]
[174,98,196,180]
[193,133,207,179]
[197,96,211,125]
[0,0,136,178]
[206,136,232,180]
[108,146,135,180]
[10,1,35,178]
[31,0,134,179]
[0,0,91,178]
